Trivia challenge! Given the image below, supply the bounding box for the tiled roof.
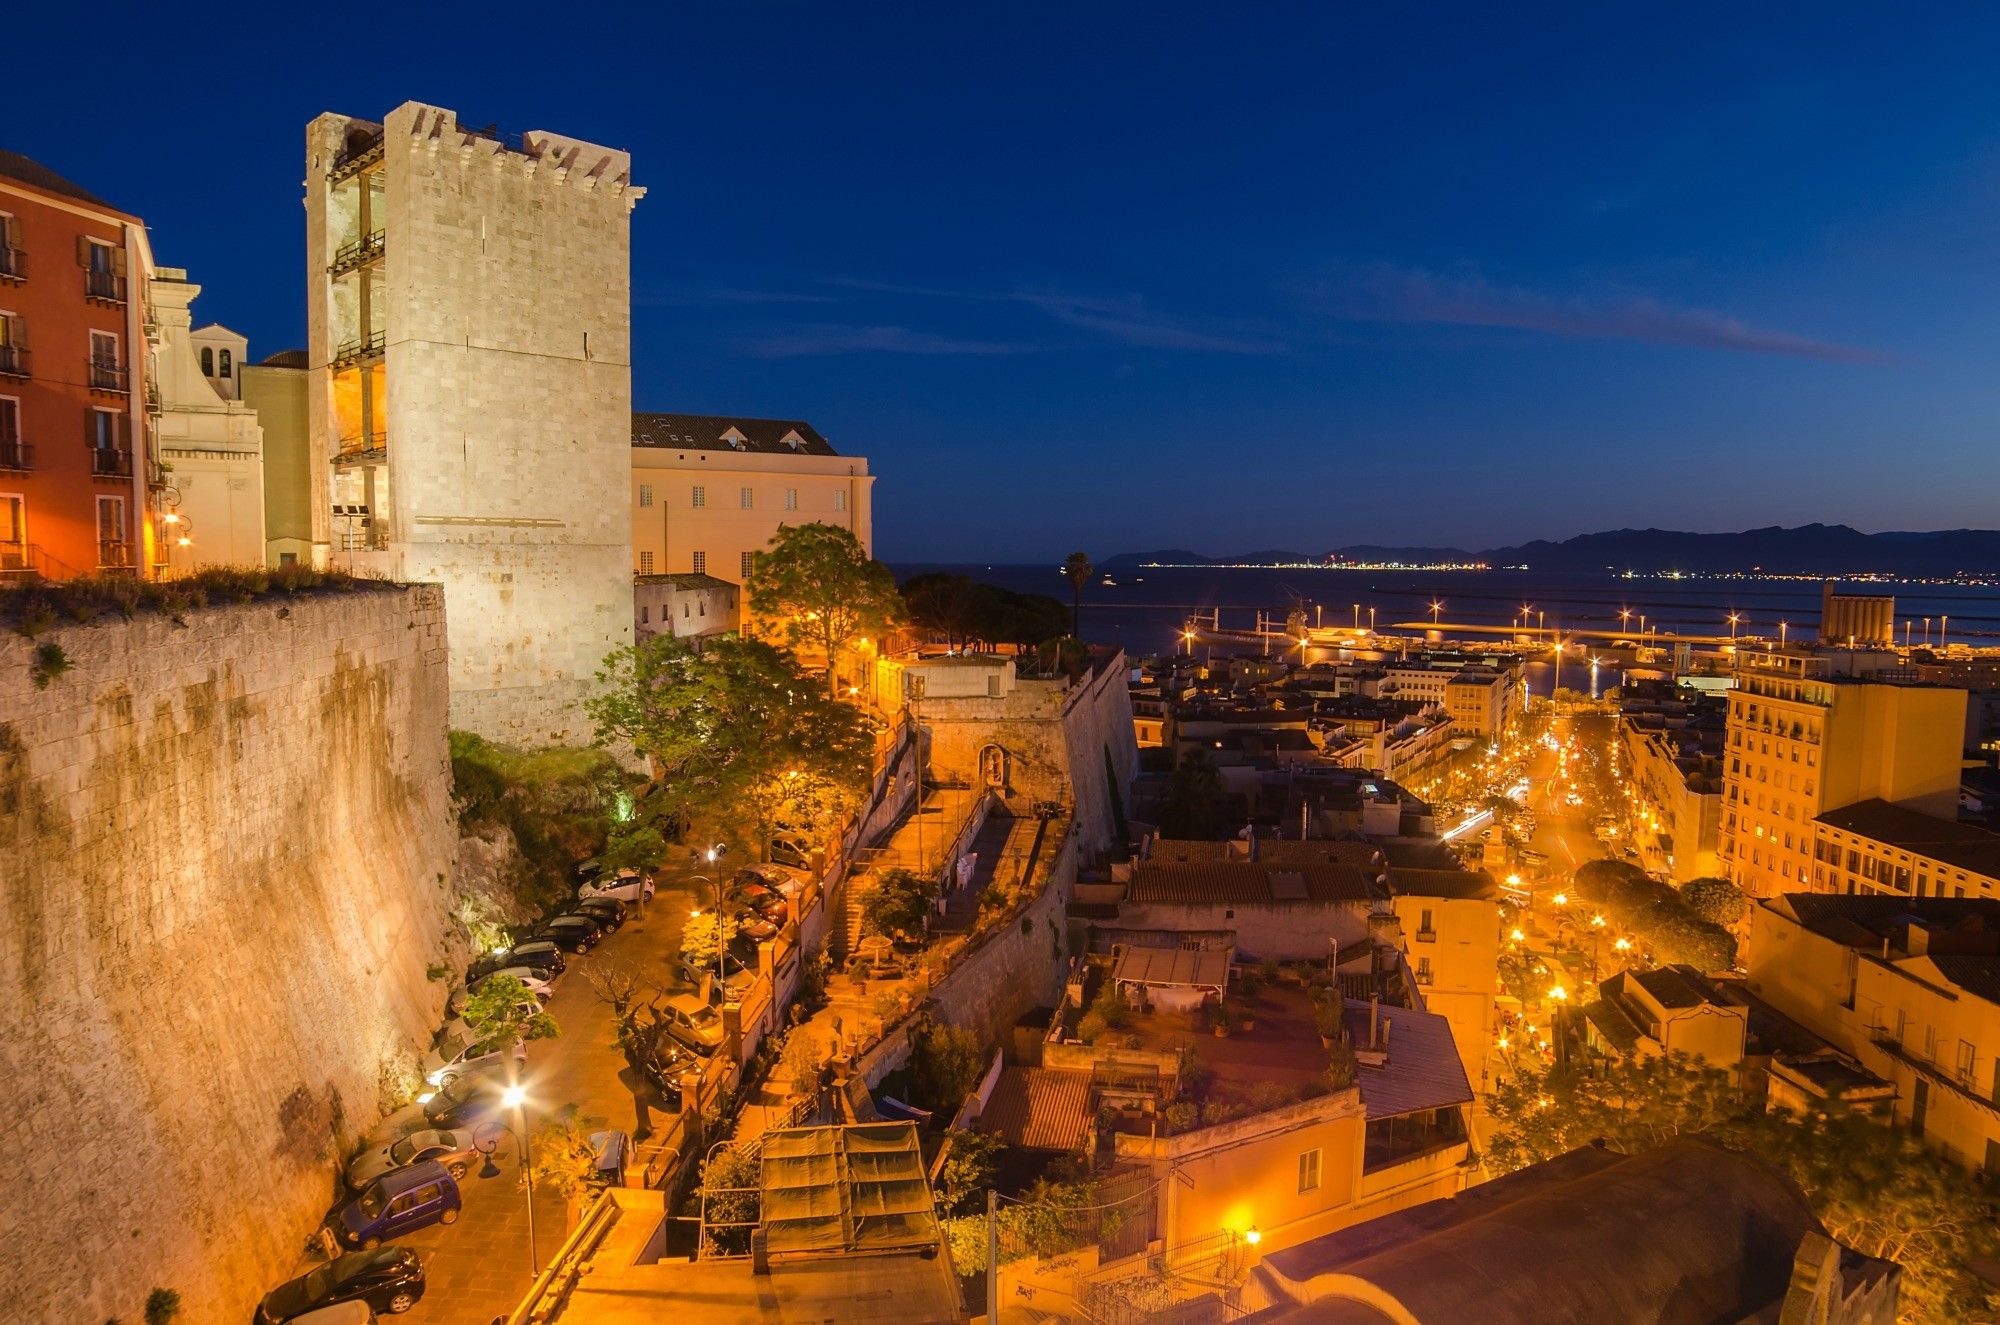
[1127,862,1374,905]
[1342,1000,1472,1119]
[977,1068,1092,1151]
[0,148,122,212]
[634,572,736,591]
[257,349,309,369]
[1387,866,1497,901]
[631,412,837,455]
[1927,955,2000,1005]
[1773,893,2000,947]
[1147,839,1379,868]
[1630,965,1715,1010]
[1816,799,2000,880]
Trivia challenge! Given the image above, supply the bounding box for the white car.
[447,968,553,1015]
[580,868,655,904]
[422,1018,526,1088]
[345,1126,478,1189]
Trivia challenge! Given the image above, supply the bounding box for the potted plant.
[1314,997,1343,1050]
[1204,999,1230,1038]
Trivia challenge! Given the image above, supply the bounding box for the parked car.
[422,1071,511,1128]
[675,946,758,1000]
[422,1018,526,1088]
[731,878,790,925]
[659,992,726,1056]
[256,1246,425,1321]
[638,1035,699,1097]
[335,1160,462,1249]
[345,1126,478,1189]
[536,912,604,953]
[574,857,605,885]
[447,968,553,1015]
[569,895,628,932]
[580,867,655,904]
[469,941,566,982]
[585,1129,630,1189]
[767,834,812,871]
[290,1303,375,1325]
[732,905,780,943]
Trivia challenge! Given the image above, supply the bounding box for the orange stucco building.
[0,150,155,579]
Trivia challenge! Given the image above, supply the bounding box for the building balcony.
[0,345,26,378]
[333,431,387,467]
[329,130,385,182]
[0,438,32,472]
[98,539,135,569]
[1413,927,1437,943]
[330,330,385,369]
[85,269,127,304]
[87,358,128,393]
[328,230,385,277]
[90,446,134,478]
[0,245,21,281]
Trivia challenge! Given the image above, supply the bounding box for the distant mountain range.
[1103,525,2000,576]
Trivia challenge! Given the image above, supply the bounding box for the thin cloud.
[637,285,835,309]
[737,324,1040,358]
[828,277,1287,354]
[1308,262,1889,364]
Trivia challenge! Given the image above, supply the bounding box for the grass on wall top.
[2,565,399,637]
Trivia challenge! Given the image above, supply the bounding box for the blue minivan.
[336,1159,462,1249]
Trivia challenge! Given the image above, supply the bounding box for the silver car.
[422,1018,525,1088]
[579,868,655,904]
[345,1126,478,1189]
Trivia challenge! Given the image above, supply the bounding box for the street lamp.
[1727,613,1741,642]
[1430,600,1443,626]
[688,843,730,988]
[1779,620,1789,647]
[502,1082,539,1276]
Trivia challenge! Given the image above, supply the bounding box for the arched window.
[979,745,1008,789]
[218,348,232,377]
[200,346,213,375]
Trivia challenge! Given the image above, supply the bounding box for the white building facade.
[147,272,266,573]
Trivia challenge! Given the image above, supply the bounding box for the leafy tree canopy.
[747,522,903,693]
[862,867,938,941]
[461,975,559,1047]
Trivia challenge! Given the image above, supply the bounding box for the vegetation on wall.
[448,731,622,915]
[3,564,390,636]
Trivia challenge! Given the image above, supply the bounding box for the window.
[834,489,847,512]
[784,487,799,511]
[692,551,707,574]
[0,212,18,277]
[638,484,653,508]
[639,550,654,574]
[1297,1148,1322,1193]
[0,312,23,374]
[1416,955,1434,983]
[740,551,754,579]
[0,494,22,551]
[740,486,754,509]
[218,348,232,377]
[90,408,122,451]
[200,347,214,376]
[640,605,648,624]
[279,552,298,567]
[691,485,706,508]
[95,495,126,563]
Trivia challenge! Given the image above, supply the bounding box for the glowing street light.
[1552,892,1568,907]
[502,1082,539,1275]
[1430,599,1444,626]
[1614,937,1633,953]
[1548,984,1569,1002]
[1727,613,1741,642]
[1590,914,1606,928]
[1509,928,1526,943]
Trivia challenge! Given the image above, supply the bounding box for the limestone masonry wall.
[0,585,457,1324]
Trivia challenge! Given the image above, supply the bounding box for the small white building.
[147,271,266,572]
[633,572,738,644]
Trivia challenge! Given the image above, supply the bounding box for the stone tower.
[305,102,642,745]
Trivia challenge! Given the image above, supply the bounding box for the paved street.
[306,873,705,1325]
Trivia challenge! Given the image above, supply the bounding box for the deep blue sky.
[14,6,2000,560]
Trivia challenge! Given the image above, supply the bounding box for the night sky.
[13,6,2000,560]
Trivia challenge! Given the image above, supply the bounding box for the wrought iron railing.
[0,246,20,280]
[0,439,32,471]
[87,358,128,392]
[98,539,134,568]
[0,345,26,377]
[85,269,126,303]
[90,447,133,478]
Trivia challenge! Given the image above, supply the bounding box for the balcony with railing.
[90,447,133,478]
[0,438,32,471]
[98,539,135,569]
[85,268,127,304]
[329,129,385,182]
[333,430,387,466]
[329,230,385,277]
[87,357,128,393]
[0,245,20,281]
[330,330,385,369]
[0,345,26,378]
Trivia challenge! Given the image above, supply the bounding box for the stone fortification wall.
[0,585,457,1324]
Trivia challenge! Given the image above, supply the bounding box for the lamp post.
[1727,613,1741,642]
[687,843,730,989]
[1619,607,1631,637]
[503,1082,539,1277]
[1779,620,1789,648]
[1430,600,1443,627]
[1942,615,1949,649]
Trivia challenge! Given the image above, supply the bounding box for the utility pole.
[985,1189,999,1323]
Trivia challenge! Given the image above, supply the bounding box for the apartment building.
[0,150,155,579]
[1811,798,2000,898]
[629,412,873,584]
[1720,649,1966,898]
[306,103,643,743]
[1748,894,2000,1172]
[148,273,266,571]
[1618,682,1725,882]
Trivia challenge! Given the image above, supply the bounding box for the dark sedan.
[421,1071,510,1129]
[255,1246,425,1321]
[570,895,627,932]
[469,940,566,981]
[536,913,604,953]
[731,879,789,925]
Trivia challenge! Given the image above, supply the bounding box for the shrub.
[1077,1012,1109,1044]
[908,1020,986,1114]
[1164,1101,1199,1134]
[1087,983,1132,1030]
[29,642,71,689]
[863,867,937,940]
[144,1290,180,1325]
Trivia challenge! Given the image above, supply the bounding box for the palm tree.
[1061,551,1094,638]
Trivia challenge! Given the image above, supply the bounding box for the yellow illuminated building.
[1720,649,1965,898]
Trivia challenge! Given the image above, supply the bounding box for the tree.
[1572,858,1736,970]
[583,960,654,1029]
[1680,876,1749,929]
[700,1145,763,1256]
[862,867,938,941]
[901,573,996,650]
[934,1130,1004,1217]
[984,587,1071,652]
[681,910,734,979]
[908,1020,987,1114]
[588,633,875,860]
[461,975,560,1047]
[1161,748,1224,838]
[747,522,904,695]
[1487,1052,2000,1322]
[527,1104,605,1200]
[1061,551,1094,638]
